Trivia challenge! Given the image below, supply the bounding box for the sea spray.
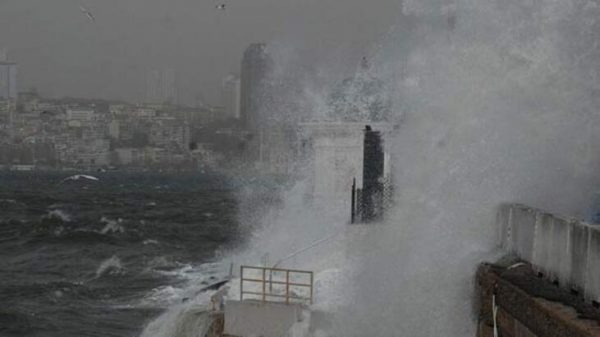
[331,0,600,336]
[135,1,600,336]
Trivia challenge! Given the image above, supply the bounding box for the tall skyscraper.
[0,61,17,101]
[145,68,177,105]
[222,75,241,120]
[240,43,272,131]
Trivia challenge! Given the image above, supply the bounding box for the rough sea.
[0,171,246,337]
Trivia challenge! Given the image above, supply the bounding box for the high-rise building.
[239,44,274,164]
[145,68,177,105]
[240,43,272,131]
[0,61,17,101]
[222,75,241,120]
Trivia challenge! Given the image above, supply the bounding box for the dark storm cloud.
[0,0,401,104]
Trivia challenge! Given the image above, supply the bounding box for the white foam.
[140,286,188,308]
[140,262,229,307]
[95,255,124,278]
[100,217,125,234]
[45,209,71,222]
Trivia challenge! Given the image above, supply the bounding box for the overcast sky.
[0,0,403,105]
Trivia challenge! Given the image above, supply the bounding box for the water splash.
[139,292,213,337]
[95,255,124,278]
[137,1,600,336]
[331,0,600,335]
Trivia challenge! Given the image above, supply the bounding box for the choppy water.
[0,171,240,337]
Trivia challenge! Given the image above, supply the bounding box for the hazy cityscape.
[0,44,297,173]
[3,1,600,337]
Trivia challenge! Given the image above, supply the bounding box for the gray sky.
[0,0,403,105]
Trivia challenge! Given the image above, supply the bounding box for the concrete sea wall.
[498,203,600,303]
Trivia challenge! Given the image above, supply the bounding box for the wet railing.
[240,265,313,305]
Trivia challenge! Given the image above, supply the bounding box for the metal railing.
[240,265,313,305]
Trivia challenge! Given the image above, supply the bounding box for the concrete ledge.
[497,204,600,302]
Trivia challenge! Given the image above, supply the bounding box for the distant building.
[222,75,241,120]
[134,107,156,119]
[66,108,95,121]
[240,43,272,131]
[108,120,120,139]
[0,61,17,101]
[145,68,177,105]
[240,43,274,164]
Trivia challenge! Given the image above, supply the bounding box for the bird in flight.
[215,4,226,10]
[80,5,96,22]
[60,174,100,184]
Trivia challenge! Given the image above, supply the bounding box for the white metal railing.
[240,265,313,305]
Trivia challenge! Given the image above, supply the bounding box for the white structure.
[0,61,17,101]
[222,75,241,119]
[300,122,394,210]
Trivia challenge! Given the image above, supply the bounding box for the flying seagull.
[80,5,96,22]
[215,4,226,10]
[60,174,100,184]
